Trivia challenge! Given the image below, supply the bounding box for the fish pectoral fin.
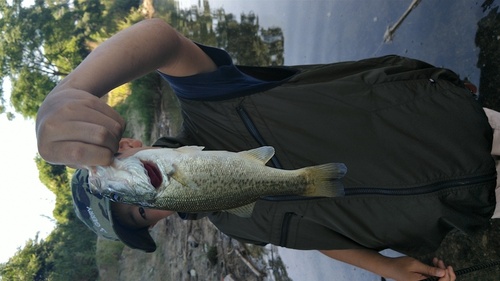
[168,164,199,189]
[176,146,205,153]
[225,202,256,218]
[238,146,275,164]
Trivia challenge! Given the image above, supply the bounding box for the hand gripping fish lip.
[86,159,161,206]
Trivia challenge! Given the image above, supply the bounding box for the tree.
[0,0,104,118]
[0,156,98,280]
[10,67,56,119]
[44,220,98,281]
[0,236,51,281]
[214,10,283,66]
[0,221,98,281]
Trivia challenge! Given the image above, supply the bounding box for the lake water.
[181,0,498,88]
[176,1,500,280]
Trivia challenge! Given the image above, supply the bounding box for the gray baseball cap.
[71,169,156,252]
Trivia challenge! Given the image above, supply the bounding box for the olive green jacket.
[153,55,496,256]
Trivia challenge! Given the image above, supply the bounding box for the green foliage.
[116,6,148,31]
[215,11,272,66]
[96,239,125,270]
[45,220,98,281]
[114,72,162,144]
[99,0,141,34]
[0,212,98,281]
[0,0,94,118]
[167,0,217,46]
[0,236,51,281]
[1,240,43,281]
[10,68,56,119]
[0,0,121,119]
[34,155,67,194]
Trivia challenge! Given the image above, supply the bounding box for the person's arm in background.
[36,19,216,167]
[319,249,455,281]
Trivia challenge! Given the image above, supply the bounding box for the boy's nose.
[118,138,143,151]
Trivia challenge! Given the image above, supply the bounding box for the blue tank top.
[157,43,296,100]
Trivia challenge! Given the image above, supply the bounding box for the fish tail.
[302,163,347,197]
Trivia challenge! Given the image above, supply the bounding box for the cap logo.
[86,206,108,234]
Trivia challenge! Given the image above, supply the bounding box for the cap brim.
[106,200,157,253]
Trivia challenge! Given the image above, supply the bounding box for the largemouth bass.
[87,146,347,217]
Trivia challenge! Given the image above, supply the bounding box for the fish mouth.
[141,161,162,189]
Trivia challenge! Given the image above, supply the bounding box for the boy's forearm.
[319,248,393,277]
[55,19,183,97]
[319,249,452,281]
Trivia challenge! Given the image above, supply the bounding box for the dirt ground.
[114,215,291,281]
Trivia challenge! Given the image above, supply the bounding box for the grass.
[95,238,124,281]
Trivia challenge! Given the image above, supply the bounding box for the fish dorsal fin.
[175,146,205,153]
[238,146,275,164]
[225,202,256,218]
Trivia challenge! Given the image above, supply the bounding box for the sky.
[0,0,56,265]
[0,79,56,264]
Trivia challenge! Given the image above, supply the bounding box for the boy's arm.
[36,19,216,167]
[319,249,455,281]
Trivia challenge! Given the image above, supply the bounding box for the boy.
[37,18,497,280]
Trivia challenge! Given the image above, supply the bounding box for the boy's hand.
[36,89,125,168]
[387,256,455,281]
[432,257,456,281]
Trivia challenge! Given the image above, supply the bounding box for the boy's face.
[111,138,173,229]
[111,201,173,229]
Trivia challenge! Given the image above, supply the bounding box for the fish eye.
[111,193,122,202]
[138,207,146,220]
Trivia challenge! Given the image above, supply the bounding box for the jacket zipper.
[236,105,283,168]
[344,173,496,196]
